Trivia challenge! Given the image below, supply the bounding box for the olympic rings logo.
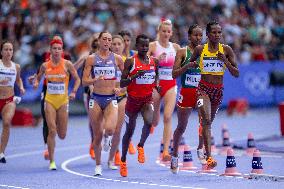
[243,71,273,96]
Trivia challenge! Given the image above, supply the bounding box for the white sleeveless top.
[0,60,17,87]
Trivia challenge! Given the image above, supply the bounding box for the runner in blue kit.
[82,31,124,176]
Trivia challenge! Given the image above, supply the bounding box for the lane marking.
[6,145,85,159]
[61,154,206,189]
[0,184,30,189]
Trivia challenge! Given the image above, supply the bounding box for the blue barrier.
[223,62,284,106]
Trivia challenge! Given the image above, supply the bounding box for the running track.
[1,108,284,189]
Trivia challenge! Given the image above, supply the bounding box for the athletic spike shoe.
[114,151,121,166]
[108,161,118,170]
[197,148,207,165]
[206,156,217,169]
[94,165,102,176]
[0,157,6,163]
[49,161,57,170]
[150,126,155,134]
[120,161,128,177]
[43,150,50,160]
[170,156,179,174]
[128,141,136,155]
[89,144,95,160]
[137,146,145,164]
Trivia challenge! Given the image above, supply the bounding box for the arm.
[120,58,133,88]
[73,55,87,70]
[147,42,156,57]
[66,61,81,99]
[114,54,125,95]
[189,45,202,62]
[154,57,161,92]
[82,55,97,86]
[15,64,25,94]
[218,45,239,78]
[115,54,124,72]
[173,43,181,52]
[33,63,46,89]
[172,48,187,79]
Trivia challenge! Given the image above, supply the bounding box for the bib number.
[185,74,201,87]
[136,72,155,84]
[203,59,224,73]
[159,68,173,80]
[47,82,65,94]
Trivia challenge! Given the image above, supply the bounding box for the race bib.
[203,58,224,73]
[159,68,173,80]
[112,100,118,108]
[89,99,94,109]
[185,74,201,87]
[47,82,65,94]
[0,68,16,86]
[178,93,183,103]
[93,66,116,79]
[136,71,155,84]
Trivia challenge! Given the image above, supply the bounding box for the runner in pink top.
[148,19,180,161]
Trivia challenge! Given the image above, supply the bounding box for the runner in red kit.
[119,34,160,177]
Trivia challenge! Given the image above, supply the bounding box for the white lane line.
[61,154,206,189]
[6,145,85,159]
[3,144,86,189]
[0,184,30,189]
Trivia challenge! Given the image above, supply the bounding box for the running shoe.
[103,135,112,152]
[120,161,128,177]
[137,145,145,164]
[108,161,118,170]
[43,150,49,160]
[0,153,6,164]
[94,165,102,176]
[114,151,121,166]
[162,151,171,161]
[197,148,207,165]
[49,161,57,170]
[150,126,155,134]
[206,156,217,169]
[89,144,95,160]
[128,141,136,154]
[170,156,179,174]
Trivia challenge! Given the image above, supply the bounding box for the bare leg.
[0,103,16,154]
[172,106,191,157]
[109,98,126,162]
[45,102,58,162]
[162,87,177,155]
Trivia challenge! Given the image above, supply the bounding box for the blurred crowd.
[1,0,284,70]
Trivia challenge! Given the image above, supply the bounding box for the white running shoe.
[170,156,179,174]
[94,165,102,176]
[108,161,118,170]
[0,153,6,163]
[103,135,112,152]
[197,148,207,165]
